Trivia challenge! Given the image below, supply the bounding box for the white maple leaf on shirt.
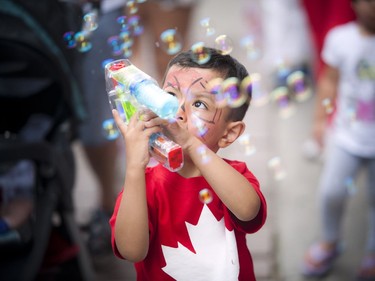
[161,204,239,281]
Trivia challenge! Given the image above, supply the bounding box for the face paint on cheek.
[192,108,223,125]
[190,112,211,137]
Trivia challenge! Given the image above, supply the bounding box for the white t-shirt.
[322,22,375,157]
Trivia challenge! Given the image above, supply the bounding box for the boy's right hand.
[112,109,162,170]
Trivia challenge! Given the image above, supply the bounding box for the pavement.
[72,0,368,280]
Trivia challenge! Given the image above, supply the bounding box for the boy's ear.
[218,121,246,148]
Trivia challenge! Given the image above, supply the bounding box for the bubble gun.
[105,59,184,172]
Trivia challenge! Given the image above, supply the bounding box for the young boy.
[109,48,267,281]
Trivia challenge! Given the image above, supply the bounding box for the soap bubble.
[247,73,269,107]
[103,118,120,140]
[322,98,334,114]
[191,114,208,137]
[222,77,248,108]
[240,75,252,99]
[128,15,144,36]
[268,156,286,181]
[200,17,216,37]
[160,29,182,55]
[271,86,295,119]
[240,35,261,60]
[83,11,98,32]
[107,35,123,56]
[126,0,139,14]
[117,16,128,31]
[199,188,213,204]
[101,58,114,69]
[214,34,234,55]
[190,42,211,64]
[196,145,211,164]
[238,133,256,156]
[287,70,312,102]
[74,31,92,52]
[120,30,134,47]
[63,31,76,49]
[207,78,227,108]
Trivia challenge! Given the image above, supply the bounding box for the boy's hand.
[112,109,162,170]
[144,116,194,151]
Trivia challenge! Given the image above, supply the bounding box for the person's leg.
[82,143,118,212]
[79,7,124,213]
[128,1,194,82]
[302,144,361,276]
[148,2,194,80]
[318,145,361,246]
[79,7,124,253]
[358,158,375,278]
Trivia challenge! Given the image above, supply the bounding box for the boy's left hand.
[144,117,193,150]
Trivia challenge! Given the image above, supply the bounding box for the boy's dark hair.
[165,47,251,121]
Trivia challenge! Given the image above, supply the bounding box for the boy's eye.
[193,101,207,109]
[167,91,176,97]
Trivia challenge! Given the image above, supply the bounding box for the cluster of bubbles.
[63,9,98,52]
[269,60,313,119]
[94,11,313,181]
[198,17,261,62]
[62,1,146,57]
[206,76,252,109]
[188,17,236,65]
[106,14,143,58]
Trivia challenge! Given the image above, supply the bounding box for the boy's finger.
[129,110,142,127]
[112,109,127,133]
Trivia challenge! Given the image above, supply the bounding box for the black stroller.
[0,0,94,280]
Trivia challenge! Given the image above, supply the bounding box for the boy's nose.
[176,101,186,121]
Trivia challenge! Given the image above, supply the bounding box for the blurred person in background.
[300,0,356,161]
[301,0,375,279]
[78,0,126,255]
[78,0,196,255]
[126,0,197,83]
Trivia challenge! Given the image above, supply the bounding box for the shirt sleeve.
[225,160,267,234]
[321,25,343,68]
[109,189,125,259]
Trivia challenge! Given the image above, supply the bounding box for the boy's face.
[163,65,233,152]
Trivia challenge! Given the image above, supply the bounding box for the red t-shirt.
[110,159,267,281]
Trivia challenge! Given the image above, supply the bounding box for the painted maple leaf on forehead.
[161,205,239,281]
